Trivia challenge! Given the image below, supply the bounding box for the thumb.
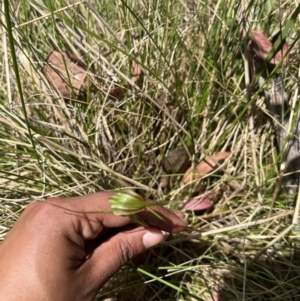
[83,227,163,288]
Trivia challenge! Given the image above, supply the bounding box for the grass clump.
[1,0,300,300]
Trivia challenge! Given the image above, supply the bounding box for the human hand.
[0,192,187,301]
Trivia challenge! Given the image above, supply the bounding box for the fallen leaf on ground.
[43,50,89,99]
[162,146,194,174]
[249,30,288,65]
[44,50,142,101]
[102,86,125,100]
[182,193,215,211]
[160,146,194,190]
[183,152,231,184]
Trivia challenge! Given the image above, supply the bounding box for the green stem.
[3,1,40,165]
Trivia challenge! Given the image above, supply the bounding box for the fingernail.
[142,229,164,249]
[161,231,170,239]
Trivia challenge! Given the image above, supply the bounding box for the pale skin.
[0,191,187,301]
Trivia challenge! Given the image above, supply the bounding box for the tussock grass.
[1,0,300,300]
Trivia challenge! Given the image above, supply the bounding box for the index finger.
[48,191,187,233]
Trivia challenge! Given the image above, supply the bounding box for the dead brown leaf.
[249,30,289,65]
[162,146,194,174]
[43,50,142,102]
[160,146,194,190]
[183,151,231,184]
[43,50,89,99]
[102,86,125,100]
